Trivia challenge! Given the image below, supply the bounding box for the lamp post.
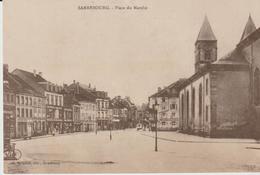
[153,101,159,152]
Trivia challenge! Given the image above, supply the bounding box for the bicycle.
[4,143,22,160]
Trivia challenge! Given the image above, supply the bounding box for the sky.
[3,0,260,106]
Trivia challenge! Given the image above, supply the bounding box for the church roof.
[196,16,217,42]
[240,15,257,41]
[214,49,248,65]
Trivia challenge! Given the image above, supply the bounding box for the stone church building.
[178,16,260,138]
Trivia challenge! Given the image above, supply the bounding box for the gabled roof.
[149,78,187,98]
[12,69,46,95]
[67,83,97,103]
[240,15,257,41]
[196,16,217,42]
[4,71,44,97]
[13,69,47,83]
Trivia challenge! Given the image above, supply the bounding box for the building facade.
[178,16,260,138]
[149,79,186,131]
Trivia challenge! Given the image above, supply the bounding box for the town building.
[3,65,16,139]
[92,90,110,130]
[12,69,64,135]
[178,16,260,138]
[67,81,97,132]
[4,65,47,138]
[148,79,186,131]
[63,93,81,132]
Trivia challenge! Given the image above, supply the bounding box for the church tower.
[195,16,217,72]
[240,15,256,41]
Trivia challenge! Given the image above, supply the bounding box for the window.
[205,50,211,60]
[55,96,58,106]
[30,109,33,118]
[181,94,184,118]
[206,105,209,122]
[199,84,202,116]
[162,97,165,102]
[46,94,50,105]
[29,98,32,106]
[206,78,209,95]
[59,96,62,106]
[254,68,260,105]
[16,96,20,105]
[192,88,195,119]
[21,108,24,117]
[17,108,20,117]
[26,109,28,117]
[162,122,166,125]
[25,97,28,105]
[21,96,24,105]
[170,104,177,110]
[51,95,54,105]
[186,91,189,125]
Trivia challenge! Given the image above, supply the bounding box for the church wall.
[179,73,211,134]
[241,37,260,115]
[211,70,250,136]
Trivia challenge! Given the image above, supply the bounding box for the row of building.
[148,15,260,138]
[3,66,137,139]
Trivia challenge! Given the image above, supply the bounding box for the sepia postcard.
[2,0,260,174]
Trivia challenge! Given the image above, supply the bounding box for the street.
[4,129,260,173]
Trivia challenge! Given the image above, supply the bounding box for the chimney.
[33,69,36,77]
[73,80,76,84]
[89,83,91,88]
[158,87,161,92]
[38,72,42,77]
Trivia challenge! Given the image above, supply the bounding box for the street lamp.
[153,101,159,152]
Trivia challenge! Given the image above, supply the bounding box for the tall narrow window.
[206,78,209,95]
[186,91,189,125]
[181,94,184,128]
[21,96,24,105]
[205,50,211,60]
[199,84,202,116]
[254,68,260,105]
[192,88,195,119]
[16,96,20,105]
[17,108,20,117]
[21,108,24,117]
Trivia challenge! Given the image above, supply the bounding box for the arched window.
[192,88,195,119]
[186,91,189,126]
[205,49,211,60]
[206,78,209,95]
[254,68,260,105]
[199,84,202,116]
[181,94,184,128]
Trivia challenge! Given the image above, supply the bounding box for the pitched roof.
[240,15,257,41]
[67,83,97,102]
[196,16,217,42]
[4,71,44,97]
[214,49,248,65]
[12,69,47,95]
[13,69,47,83]
[149,78,187,98]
